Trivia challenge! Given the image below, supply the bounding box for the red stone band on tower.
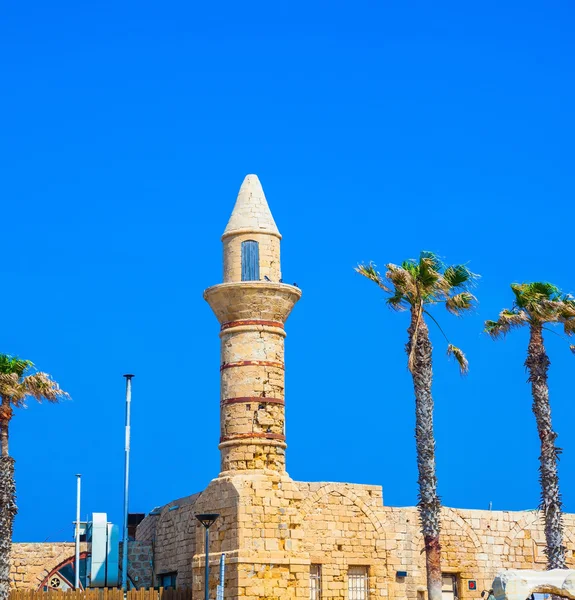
[204,175,301,475]
[221,319,284,331]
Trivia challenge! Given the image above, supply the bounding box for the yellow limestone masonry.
[11,175,575,599]
[205,175,301,476]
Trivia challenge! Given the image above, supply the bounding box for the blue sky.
[2,0,574,542]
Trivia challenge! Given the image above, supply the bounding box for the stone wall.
[123,541,154,588]
[138,473,575,600]
[10,542,87,590]
[136,493,201,589]
[135,512,160,543]
[10,540,153,591]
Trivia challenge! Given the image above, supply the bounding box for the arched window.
[241,240,260,281]
[39,553,89,590]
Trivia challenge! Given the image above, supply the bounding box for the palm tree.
[485,282,575,570]
[356,251,477,600]
[0,354,69,600]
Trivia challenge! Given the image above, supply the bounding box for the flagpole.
[122,374,134,590]
[74,474,81,589]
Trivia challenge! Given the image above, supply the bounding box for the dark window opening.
[128,513,146,540]
[158,572,177,589]
[241,240,260,281]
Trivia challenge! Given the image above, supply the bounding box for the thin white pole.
[122,374,134,590]
[218,553,225,600]
[74,474,81,589]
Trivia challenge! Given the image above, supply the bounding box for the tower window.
[241,240,260,281]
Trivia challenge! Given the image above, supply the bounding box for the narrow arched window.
[241,240,260,281]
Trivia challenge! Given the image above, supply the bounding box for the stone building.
[132,175,575,600]
[10,174,575,599]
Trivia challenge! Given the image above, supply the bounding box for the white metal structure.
[491,569,575,600]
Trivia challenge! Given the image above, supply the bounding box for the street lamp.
[195,513,219,600]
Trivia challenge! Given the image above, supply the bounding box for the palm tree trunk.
[0,396,16,600]
[0,426,7,459]
[407,308,442,600]
[0,397,9,457]
[0,455,16,600]
[525,324,566,570]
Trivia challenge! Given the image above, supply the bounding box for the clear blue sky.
[2,0,574,542]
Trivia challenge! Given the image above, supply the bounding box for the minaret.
[204,175,301,475]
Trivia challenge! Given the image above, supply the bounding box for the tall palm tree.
[485,282,575,570]
[356,251,477,600]
[0,354,68,600]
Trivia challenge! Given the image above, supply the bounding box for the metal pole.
[122,374,134,590]
[204,526,210,600]
[217,553,225,600]
[74,474,81,589]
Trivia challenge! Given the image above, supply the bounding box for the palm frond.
[558,298,575,334]
[0,355,69,425]
[563,320,575,337]
[510,283,526,308]
[401,259,419,278]
[560,292,575,307]
[484,308,528,339]
[570,345,575,354]
[527,282,560,298]
[445,292,476,316]
[443,264,477,289]
[511,281,561,311]
[21,372,69,403]
[355,263,392,293]
[386,292,409,312]
[447,344,469,375]
[419,251,444,272]
[417,253,443,293]
[386,264,417,299]
[0,373,23,403]
[484,320,501,337]
[0,354,33,377]
[529,299,563,321]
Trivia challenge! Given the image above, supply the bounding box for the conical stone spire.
[223,175,281,239]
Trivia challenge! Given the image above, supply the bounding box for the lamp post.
[195,513,219,600]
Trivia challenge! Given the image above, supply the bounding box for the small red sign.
[468,580,477,590]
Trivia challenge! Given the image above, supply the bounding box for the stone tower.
[204,174,301,475]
